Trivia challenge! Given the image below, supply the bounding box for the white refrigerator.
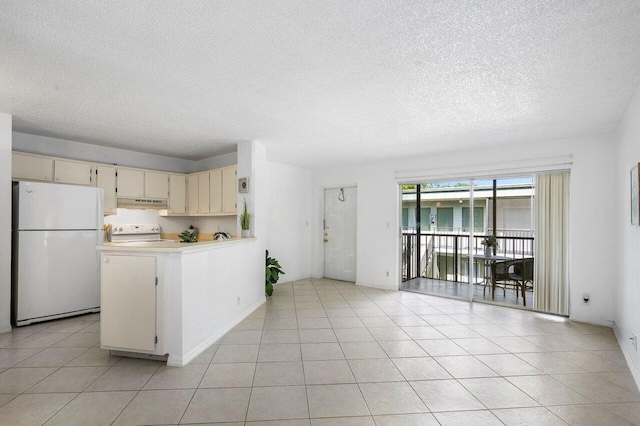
[13,181,104,326]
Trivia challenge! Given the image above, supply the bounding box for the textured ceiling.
[1,1,640,167]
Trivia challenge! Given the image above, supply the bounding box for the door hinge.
[155,277,158,286]
[115,187,118,193]
[115,172,118,177]
[155,335,158,344]
[96,169,98,175]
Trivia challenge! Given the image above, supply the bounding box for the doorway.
[324,186,357,282]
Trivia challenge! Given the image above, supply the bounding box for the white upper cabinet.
[117,169,144,198]
[54,160,92,186]
[12,152,53,182]
[209,166,236,214]
[222,166,237,214]
[186,172,210,214]
[144,171,169,199]
[168,174,186,214]
[11,151,237,217]
[209,168,222,213]
[187,174,199,214]
[96,166,117,215]
[198,172,210,214]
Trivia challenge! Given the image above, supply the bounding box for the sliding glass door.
[400,176,537,310]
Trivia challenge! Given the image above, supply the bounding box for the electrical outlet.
[386,271,389,277]
[632,333,638,351]
[236,297,241,306]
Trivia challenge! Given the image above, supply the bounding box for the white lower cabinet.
[101,254,157,352]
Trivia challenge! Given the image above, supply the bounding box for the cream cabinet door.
[54,160,92,186]
[144,171,169,198]
[101,255,157,352]
[198,172,210,213]
[222,166,237,213]
[117,169,144,198]
[209,168,222,213]
[12,152,53,182]
[96,166,117,214]
[168,174,186,214]
[187,174,199,214]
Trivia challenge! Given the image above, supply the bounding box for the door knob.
[324,239,329,243]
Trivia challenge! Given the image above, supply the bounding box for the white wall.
[311,134,617,326]
[614,84,640,379]
[0,114,12,333]
[13,132,193,173]
[265,161,312,283]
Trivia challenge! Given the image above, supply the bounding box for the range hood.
[117,197,168,210]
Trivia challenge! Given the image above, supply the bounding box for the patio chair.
[491,260,512,297]
[508,258,534,307]
[481,259,510,297]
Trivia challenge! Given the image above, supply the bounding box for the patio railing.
[402,231,534,282]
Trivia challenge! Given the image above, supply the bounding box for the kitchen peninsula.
[98,236,263,367]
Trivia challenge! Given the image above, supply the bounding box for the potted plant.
[240,198,251,238]
[178,225,198,243]
[481,235,499,255]
[265,250,284,297]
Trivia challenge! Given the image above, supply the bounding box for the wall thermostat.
[238,177,249,193]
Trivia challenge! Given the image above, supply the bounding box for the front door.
[324,187,357,282]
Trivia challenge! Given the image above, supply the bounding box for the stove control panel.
[111,224,161,236]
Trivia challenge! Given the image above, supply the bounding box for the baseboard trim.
[569,314,613,328]
[613,321,640,393]
[167,298,266,367]
[0,325,12,334]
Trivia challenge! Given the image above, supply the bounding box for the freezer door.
[15,230,101,323]
[16,181,103,230]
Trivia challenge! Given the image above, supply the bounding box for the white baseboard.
[613,321,640,393]
[167,298,266,367]
[569,314,613,328]
[0,325,12,334]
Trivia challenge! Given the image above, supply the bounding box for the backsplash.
[103,209,237,236]
[103,209,191,233]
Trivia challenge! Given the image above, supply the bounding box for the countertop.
[98,237,256,253]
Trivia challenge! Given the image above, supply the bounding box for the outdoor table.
[473,253,512,299]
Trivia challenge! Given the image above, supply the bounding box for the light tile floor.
[0,278,638,425]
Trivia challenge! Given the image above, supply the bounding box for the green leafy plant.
[178,225,198,243]
[240,198,251,231]
[265,250,284,297]
[481,235,499,249]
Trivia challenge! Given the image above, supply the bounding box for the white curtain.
[534,172,570,315]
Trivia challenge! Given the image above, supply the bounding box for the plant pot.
[484,246,491,257]
[241,229,251,238]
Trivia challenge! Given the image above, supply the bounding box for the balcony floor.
[402,277,533,311]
